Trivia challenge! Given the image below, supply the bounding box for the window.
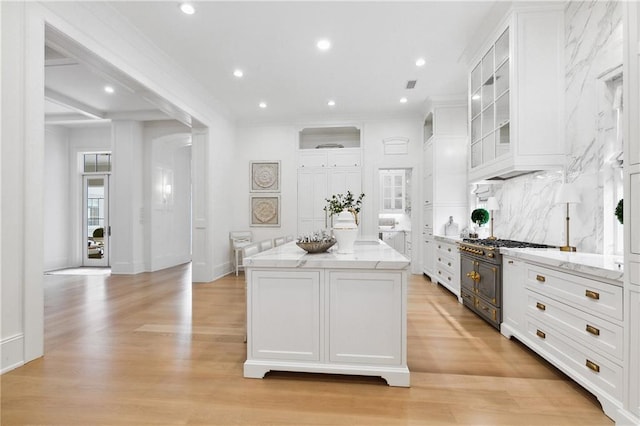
[380,170,406,212]
[84,153,111,173]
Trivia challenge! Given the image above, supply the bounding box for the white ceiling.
[46,1,503,126]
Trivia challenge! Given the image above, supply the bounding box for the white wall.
[44,126,71,271]
[233,125,298,246]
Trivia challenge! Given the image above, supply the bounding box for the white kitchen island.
[243,240,411,387]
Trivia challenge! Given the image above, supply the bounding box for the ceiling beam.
[44,88,105,119]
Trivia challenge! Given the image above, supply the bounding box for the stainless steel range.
[459,238,551,329]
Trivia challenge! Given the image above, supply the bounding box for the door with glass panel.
[83,174,109,267]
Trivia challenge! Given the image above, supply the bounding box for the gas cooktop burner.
[462,238,551,249]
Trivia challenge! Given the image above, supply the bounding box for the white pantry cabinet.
[297,126,363,237]
[468,6,565,181]
[422,102,467,280]
[297,166,361,235]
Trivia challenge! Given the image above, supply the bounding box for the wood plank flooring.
[1,264,613,425]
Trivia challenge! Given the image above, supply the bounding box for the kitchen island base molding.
[243,360,410,387]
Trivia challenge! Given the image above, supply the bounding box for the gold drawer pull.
[585,290,600,300]
[508,260,514,264]
[586,324,600,336]
[586,359,600,373]
[536,329,546,339]
[536,275,546,282]
[536,302,546,311]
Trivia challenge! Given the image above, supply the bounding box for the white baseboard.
[1,333,24,374]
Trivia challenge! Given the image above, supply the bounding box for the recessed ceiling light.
[317,39,331,51]
[180,3,195,15]
[400,97,408,103]
[415,57,426,67]
[233,69,244,78]
[259,102,267,109]
[104,85,114,94]
[327,100,336,107]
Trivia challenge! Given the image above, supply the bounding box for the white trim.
[1,334,25,374]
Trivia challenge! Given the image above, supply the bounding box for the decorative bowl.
[296,239,336,253]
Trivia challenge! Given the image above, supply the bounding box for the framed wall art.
[250,161,280,192]
[250,194,280,227]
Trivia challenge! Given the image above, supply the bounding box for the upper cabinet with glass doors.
[468,6,565,182]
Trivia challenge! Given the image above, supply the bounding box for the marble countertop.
[433,235,462,243]
[500,248,624,283]
[244,240,410,270]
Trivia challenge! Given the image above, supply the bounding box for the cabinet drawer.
[436,269,455,287]
[525,265,623,321]
[436,255,455,274]
[525,316,623,401]
[435,243,455,255]
[475,296,500,326]
[526,291,623,360]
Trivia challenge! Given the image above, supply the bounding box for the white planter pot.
[333,211,358,254]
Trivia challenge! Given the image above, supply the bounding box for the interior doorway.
[83,174,109,267]
[377,167,413,255]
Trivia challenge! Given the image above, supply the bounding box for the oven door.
[460,255,477,293]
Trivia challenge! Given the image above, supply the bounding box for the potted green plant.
[324,191,365,225]
[324,191,365,254]
[615,198,623,224]
[471,208,490,227]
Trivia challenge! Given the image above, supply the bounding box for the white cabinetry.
[434,238,461,301]
[297,148,362,236]
[422,102,467,279]
[245,266,409,386]
[328,271,403,365]
[501,259,625,422]
[468,6,565,181]
[624,3,640,424]
[298,148,361,168]
[501,256,525,336]
[249,270,321,362]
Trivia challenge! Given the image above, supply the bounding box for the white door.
[83,175,109,267]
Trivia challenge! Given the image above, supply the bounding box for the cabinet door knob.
[585,290,600,300]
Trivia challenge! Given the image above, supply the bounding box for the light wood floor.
[1,264,613,425]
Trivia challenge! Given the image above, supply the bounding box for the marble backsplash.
[487,1,623,254]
